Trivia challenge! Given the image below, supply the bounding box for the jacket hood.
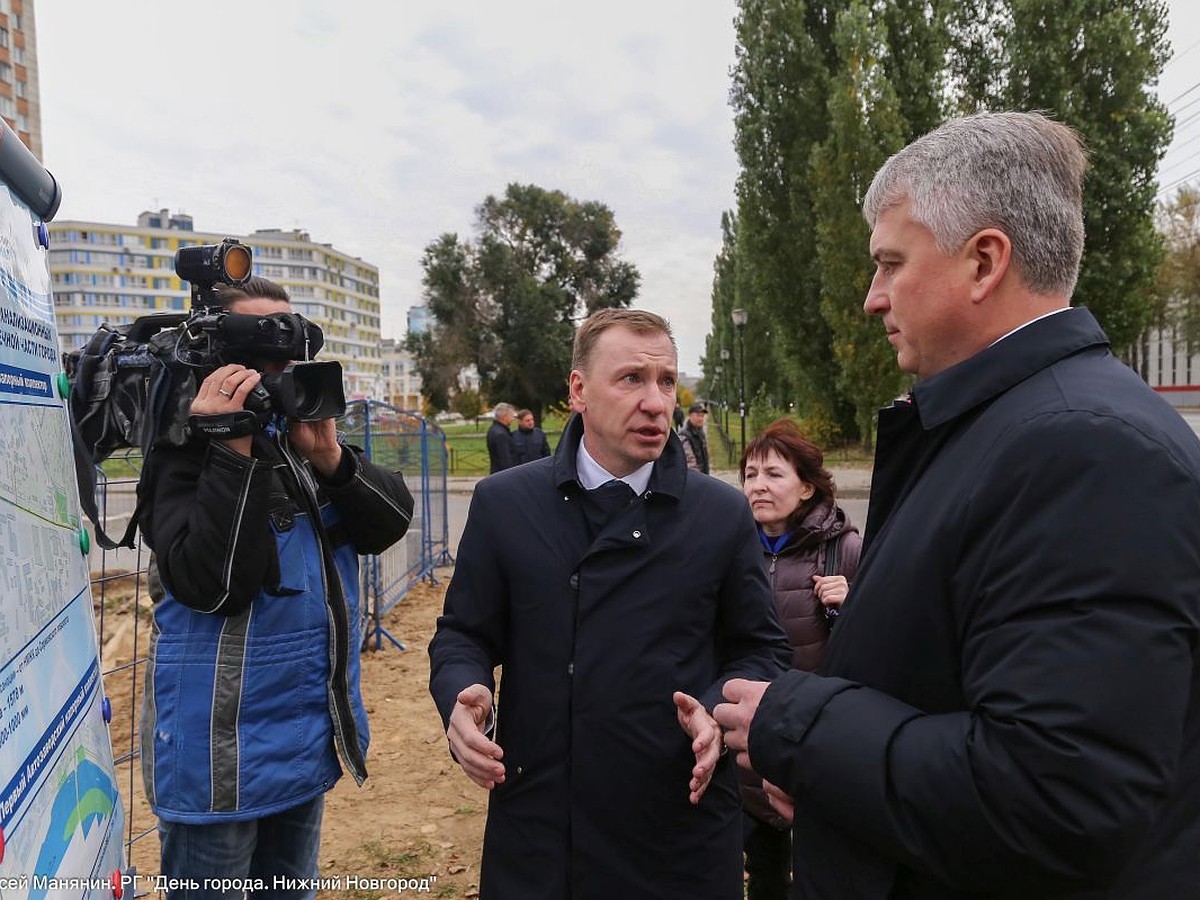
[780,499,857,552]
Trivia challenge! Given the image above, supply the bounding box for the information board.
[0,142,127,898]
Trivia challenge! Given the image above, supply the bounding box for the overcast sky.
[34,1,1200,375]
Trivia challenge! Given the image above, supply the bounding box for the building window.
[0,28,9,49]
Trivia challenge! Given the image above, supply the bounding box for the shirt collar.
[576,439,654,495]
[912,306,1109,430]
[989,306,1071,347]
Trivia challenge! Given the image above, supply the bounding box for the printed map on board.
[0,182,126,893]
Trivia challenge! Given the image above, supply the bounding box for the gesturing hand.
[446,684,506,790]
[673,691,723,805]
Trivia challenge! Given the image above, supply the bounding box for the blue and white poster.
[0,144,126,897]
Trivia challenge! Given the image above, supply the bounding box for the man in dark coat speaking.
[717,112,1200,898]
[430,308,790,899]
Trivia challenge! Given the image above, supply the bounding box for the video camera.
[172,239,345,422]
[62,239,346,548]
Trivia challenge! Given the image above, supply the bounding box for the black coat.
[511,424,551,465]
[431,414,790,899]
[487,419,514,473]
[749,308,1200,898]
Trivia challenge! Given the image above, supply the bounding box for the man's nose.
[864,273,887,315]
[641,383,668,412]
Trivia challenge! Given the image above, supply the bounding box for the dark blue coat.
[431,414,790,899]
[750,308,1200,898]
[487,419,514,473]
[511,424,551,465]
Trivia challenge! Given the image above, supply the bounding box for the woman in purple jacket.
[738,418,863,900]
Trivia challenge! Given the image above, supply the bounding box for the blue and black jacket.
[138,425,413,823]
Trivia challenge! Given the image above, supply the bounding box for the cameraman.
[138,277,414,898]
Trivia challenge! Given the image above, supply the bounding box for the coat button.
[567,662,574,676]
[516,766,524,776]
[632,530,641,538]
[569,573,580,590]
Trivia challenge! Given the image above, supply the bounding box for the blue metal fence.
[338,400,452,650]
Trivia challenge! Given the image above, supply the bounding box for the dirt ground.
[316,571,485,898]
[103,569,484,899]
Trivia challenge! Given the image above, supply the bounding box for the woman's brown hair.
[739,418,836,530]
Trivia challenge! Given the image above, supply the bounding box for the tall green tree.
[731,0,849,424]
[812,1,910,446]
[992,0,1173,354]
[945,0,1010,111]
[405,234,478,413]
[717,0,1170,436]
[702,211,740,406]
[412,184,640,417]
[879,0,951,140]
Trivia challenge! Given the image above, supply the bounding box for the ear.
[965,229,1011,303]
[568,370,586,413]
[799,481,816,502]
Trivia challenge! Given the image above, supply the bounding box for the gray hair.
[863,111,1089,296]
[493,402,516,420]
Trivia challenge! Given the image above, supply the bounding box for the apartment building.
[0,0,41,160]
[380,337,423,411]
[49,209,385,399]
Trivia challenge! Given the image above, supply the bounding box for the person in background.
[738,418,862,899]
[510,408,551,465]
[139,276,414,899]
[673,400,686,431]
[429,308,789,899]
[679,401,711,474]
[486,402,516,474]
[715,111,1200,898]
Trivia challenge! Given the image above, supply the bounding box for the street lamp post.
[720,348,731,442]
[731,308,748,456]
[712,364,724,461]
